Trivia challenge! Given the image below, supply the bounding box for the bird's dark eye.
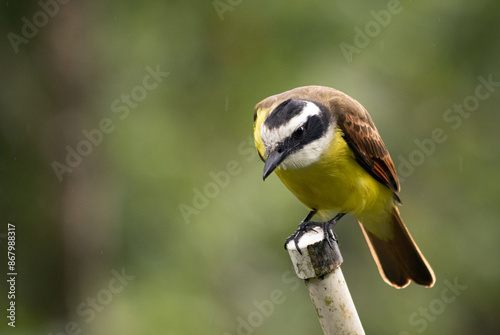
[292,126,305,139]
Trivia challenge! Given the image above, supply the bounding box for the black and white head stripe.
[260,99,334,169]
[263,99,308,129]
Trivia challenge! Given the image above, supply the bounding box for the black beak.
[263,149,287,180]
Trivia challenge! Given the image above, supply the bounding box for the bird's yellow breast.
[274,128,393,220]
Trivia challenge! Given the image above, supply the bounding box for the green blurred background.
[1,0,499,334]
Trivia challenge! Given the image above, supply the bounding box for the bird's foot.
[284,213,345,255]
[284,220,337,255]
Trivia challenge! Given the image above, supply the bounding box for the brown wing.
[328,94,401,202]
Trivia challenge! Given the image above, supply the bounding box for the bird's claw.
[284,221,337,255]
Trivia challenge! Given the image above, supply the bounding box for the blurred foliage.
[1,0,500,334]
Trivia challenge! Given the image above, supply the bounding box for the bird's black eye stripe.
[301,115,325,142]
[286,114,329,149]
[292,126,304,139]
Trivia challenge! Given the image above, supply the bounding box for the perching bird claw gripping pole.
[286,228,365,335]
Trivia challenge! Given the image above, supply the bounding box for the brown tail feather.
[359,205,435,288]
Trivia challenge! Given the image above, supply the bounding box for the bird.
[253,85,435,288]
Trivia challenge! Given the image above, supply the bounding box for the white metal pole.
[287,227,365,335]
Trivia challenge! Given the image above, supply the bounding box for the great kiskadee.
[254,86,435,288]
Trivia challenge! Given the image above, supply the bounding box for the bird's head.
[260,99,334,180]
